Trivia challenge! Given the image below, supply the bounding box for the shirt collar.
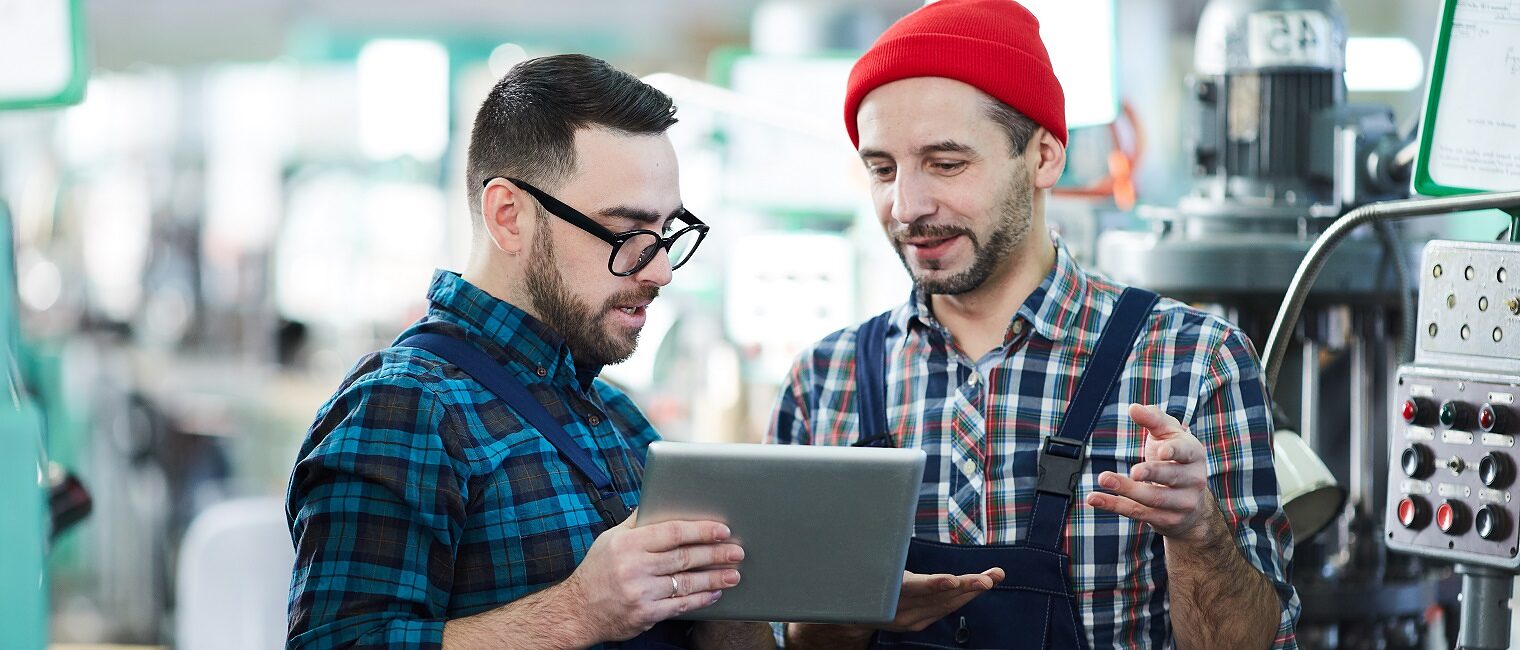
[904,231,1089,343]
[422,270,602,390]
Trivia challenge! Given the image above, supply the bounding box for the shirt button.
[968,373,981,386]
[1012,321,1025,335]
[962,459,978,476]
[536,367,548,377]
[587,415,601,426]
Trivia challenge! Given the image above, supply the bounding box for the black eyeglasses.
[483,177,709,277]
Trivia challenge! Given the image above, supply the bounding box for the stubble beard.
[893,170,1034,295]
[524,221,657,367]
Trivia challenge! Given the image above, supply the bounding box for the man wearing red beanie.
[768,1,1298,648]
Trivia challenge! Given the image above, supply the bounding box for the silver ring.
[669,575,680,599]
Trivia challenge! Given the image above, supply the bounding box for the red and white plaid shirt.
[768,236,1298,648]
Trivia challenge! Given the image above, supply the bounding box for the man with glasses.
[287,54,769,649]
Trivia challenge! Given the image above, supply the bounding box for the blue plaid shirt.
[768,236,1299,648]
[287,270,659,649]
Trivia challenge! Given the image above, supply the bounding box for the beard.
[524,222,658,368]
[891,168,1034,295]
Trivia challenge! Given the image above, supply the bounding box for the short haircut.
[983,96,1038,155]
[465,54,678,221]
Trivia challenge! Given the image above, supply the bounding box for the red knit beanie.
[843,0,1067,148]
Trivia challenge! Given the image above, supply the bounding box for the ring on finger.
[669,575,680,599]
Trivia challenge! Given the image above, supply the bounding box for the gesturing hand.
[1085,404,1224,544]
[882,568,1005,632]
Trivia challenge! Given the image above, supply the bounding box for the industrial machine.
[1100,0,1501,646]
[1386,240,1520,649]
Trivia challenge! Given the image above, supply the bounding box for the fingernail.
[1099,474,1117,488]
[717,525,730,540]
[710,591,724,603]
[725,570,741,586]
[1132,467,1148,481]
[728,548,744,563]
[1160,446,1174,460]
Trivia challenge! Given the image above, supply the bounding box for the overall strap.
[1027,287,1159,550]
[399,332,631,527]
[852,311,896,448]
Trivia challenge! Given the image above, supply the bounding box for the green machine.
[0,0,89,647]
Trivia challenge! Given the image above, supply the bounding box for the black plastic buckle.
[1035,435,1089,497]
[591,487,633,527]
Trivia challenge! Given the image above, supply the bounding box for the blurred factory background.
[4,0,1520,648]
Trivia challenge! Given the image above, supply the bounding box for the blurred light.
[81,174,151,321]
[1022,0,1120,128]
[1345,37,1424,92]
[17,254,61,313]
[357,39,449,161]
[488,43,528,78]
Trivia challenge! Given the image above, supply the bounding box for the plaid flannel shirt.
[286,270,658,649]
[768,235,1300,648]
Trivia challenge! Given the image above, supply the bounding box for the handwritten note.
[1429,0,1520,191]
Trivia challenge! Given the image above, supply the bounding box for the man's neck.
[928,229,1056,362]
[462,252,535,321]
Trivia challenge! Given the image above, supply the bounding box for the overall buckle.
[1035,435,1089,498]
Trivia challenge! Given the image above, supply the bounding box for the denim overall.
[852,288,1158,649]
[402,333,693,649]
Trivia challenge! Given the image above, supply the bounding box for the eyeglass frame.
[481,176,710,277]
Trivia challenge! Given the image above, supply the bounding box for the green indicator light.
[1440,403,1457,427]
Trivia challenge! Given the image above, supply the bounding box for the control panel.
[1386,368,1520,567]
[1386,240,1520,568]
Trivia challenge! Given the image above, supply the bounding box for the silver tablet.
[636,441,926,624]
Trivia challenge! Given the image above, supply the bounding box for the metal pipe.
[1262,191,1520,393]
[1300,338,1319,449]
[1456,563,1514,650]
[1348,325,1368,510]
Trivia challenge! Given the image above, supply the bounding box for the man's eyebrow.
[858,141,977,161]
[915,140,975,157]
[597,205,684,227]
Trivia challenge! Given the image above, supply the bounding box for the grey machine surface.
[636,441,927,623]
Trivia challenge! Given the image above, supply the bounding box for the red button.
[1399,499,1417,527]
[1437,503,1456,532]
[1480,406,1496,431]
[1402,400,1419,423]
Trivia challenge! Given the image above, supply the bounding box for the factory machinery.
[1099,0,1520,646]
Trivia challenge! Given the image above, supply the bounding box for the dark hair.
[466,53,678,219]
[983,97,1038,155]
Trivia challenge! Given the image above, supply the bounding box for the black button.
[1401,444,1434,479]
[536,367,548,377]
[1478,505,1510,541]
[1480,453,1513,489]
[588,415,602,426]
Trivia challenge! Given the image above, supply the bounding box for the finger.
[669,568,742,597]
[653,543,745,575]
[1129,403,1186,438]
[639,520,732,552]
[648,589,726,620]
[1086,490,1153,521]
[1130,462,1206,489]
[981,567,1006,585]
[954,572,997,591]
[901,572,964,595]
[1151,435,1205,464]
[1099,472,1194,511]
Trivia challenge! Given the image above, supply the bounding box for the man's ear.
[1028,128,1067,191]
[480,178,529,255]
